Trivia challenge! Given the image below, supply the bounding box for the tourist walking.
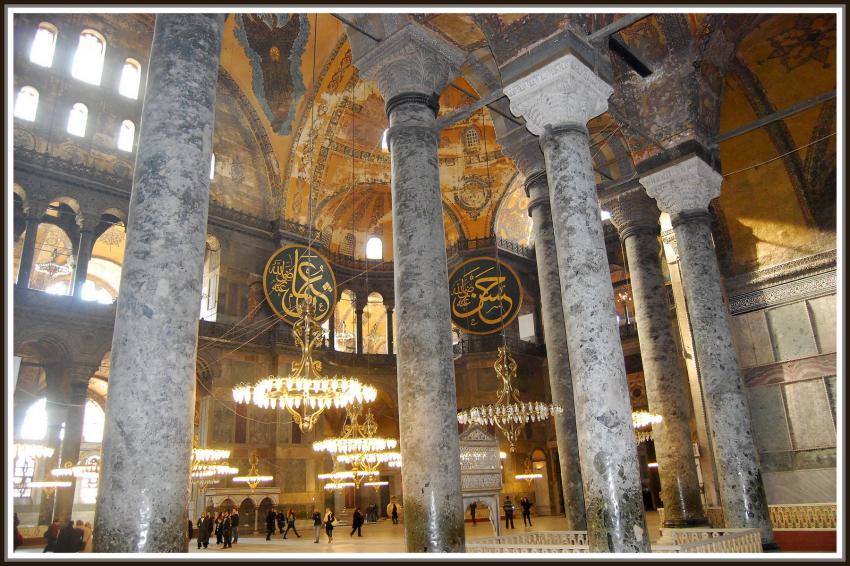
[265,508,277,540]
[221,513,233,549]
[520,497,533,527]
[82,522,93,552]
[350,507,364,537]
[469,501,477,525]
[323,508,335,543]
[503,496,516,529]
[230,508,239,544]
[311,508,322,543]
[283,507,301,539]
[388,500,399,524]
[43,519,60,552]
[55,520,83,552]
[188,519,193,542]
[197,515,205,549]
[276,509,286,534]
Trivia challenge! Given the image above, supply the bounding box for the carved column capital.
[497,125,546,180]
[24,196,49,220]
[76,212,102,233]
[639,156,723,216]
[604,184,661,239]
[350,23,466,105]
[503,53,613,135]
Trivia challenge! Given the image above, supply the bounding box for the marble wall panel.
[282,458,307,493]
[793,448,837,470]
[784,379,836,450]
[731,310,775,368]
[746,385,792,453]
[763,468,836,504]
[824,376,837,422]
[765,303,818,362]
[211,398,233,443]
[807,295,837,354]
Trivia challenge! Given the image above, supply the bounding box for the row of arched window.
[15,88,137,151]
[29,22,142,97]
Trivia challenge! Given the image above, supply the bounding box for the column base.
[762,541,781,552]
[662,517,710,528]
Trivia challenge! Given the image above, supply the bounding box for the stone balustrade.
[769,503,836,529]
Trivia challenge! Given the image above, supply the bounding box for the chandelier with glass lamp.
[632,410,663,444]
[233,296,377,432]
[232,452,273,491]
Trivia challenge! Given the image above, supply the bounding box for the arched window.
[13,455,36,498]
[117,119,135,152]
[363,292,387,354]
[29,223,74,293]
[30,22,57,67]
[87,220,125,302]
[67,103,88,137]
[71,30,106,85]
[21,398,64,441]
[200,236,220,321]
[463,127,480,152]
[365,236,383,260]
[334,290,357,353]
[380,128,389,152]
[14,86,39,121]
[209,152,216,180]
[78,455,100,504]
[82,399,105,443]
[118,58,141,99]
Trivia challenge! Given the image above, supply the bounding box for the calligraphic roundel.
[448,256,523,335]
[263,245,337,326]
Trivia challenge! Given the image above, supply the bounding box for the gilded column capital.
[639,156,723,216]
[503,53,613,135]
[604,184,661,239]
[350,23,466,105]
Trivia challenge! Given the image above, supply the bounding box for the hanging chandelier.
[632,410,662,444]
[324,481,356,490]
[51,459,99,480]
[34,247,72,278]
[232,452,273,491]
[14,442,55,460]
[191,441,238,490]
[457,346,562,452]
[233,296,377,431]
[514,458,543,483]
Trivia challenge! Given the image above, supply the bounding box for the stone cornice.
[728,270,836,315]
[724,249,837,294]
[639,155,723,215]
[502,54,613,135]
[352,23,467,102]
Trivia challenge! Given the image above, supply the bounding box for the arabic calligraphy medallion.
[263,245,337,326]
[448,256,523,335]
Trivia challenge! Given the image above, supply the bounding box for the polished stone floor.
[19,513,662,554]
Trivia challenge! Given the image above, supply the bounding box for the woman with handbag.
[323,507,335,543]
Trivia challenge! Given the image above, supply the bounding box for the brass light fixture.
[232,452,273,491]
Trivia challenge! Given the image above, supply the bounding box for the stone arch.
[239,497,257,533]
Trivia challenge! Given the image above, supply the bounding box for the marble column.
[504,54,649,552]
[16,204,44,287]
[93,14,225,553]
[606,185,707,527]
[385,304,394,355]
[72,214,99,298]
[54,374,92,523]
[37,364,66,525]
[640,156,775,547]
[498,126,586,530]
[348,22,466,552]
[327,312,335,349]
[355,304,365,354]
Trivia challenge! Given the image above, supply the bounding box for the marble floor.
[18,512,663,555]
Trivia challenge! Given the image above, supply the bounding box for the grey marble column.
[348,22,467,552]
[385,304,394,355]
[504,54,649,552]
[72,214,98,298]
[498,126,586,531]
[606,185,706,527]
[54,374,92,523]
[355,305,365,354]
[16,208,43,287]
[93,14,224,553]
[641,156,774,547]
[37,366,66,526]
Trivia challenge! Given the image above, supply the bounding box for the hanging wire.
[305,12,320,254]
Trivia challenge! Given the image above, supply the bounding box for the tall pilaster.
[498,126,586,530]
[72,213,99,298]
[605,185,706,527]
[93,14,225,553]
[504,53,649,552]
[54,373,93,523]
[640,156,774,547]
[16,200,45,287]
[348,21,467,552]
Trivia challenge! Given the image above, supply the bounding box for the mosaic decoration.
[234,14,310,135]
[760,15,836,72]
[448,256,523,335]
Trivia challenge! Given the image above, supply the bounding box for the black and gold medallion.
[448,256,523,335]
[262,245,336,326]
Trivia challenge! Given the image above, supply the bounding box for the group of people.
[42,518,93,552]
[264,507,303,541]
[502,496,534,529]
[193,508,240,549]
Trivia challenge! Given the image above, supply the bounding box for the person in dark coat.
[323,508,335,543]
[503,496,516,529]
[188,519,193,542]
[469,501,478,525]
[201,512,213,548]
[311,508,322,543]
[55,521,83,552]
[520,497,533,527]
[230,508,239,544]
[196,516,204,549]
[43,519,60,552]
[221,512,233,549]
[276,509,286,534]
[214,512,223,545]
[265,508,277,540]
[390,502,399,525]
[350,507,364,537]
[283,508,301,539]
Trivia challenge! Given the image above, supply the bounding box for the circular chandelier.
[51,459,99,480]
[233,297,377,431]
[324,481,356,490]
[191,443,237,490]
[232,452,273,491]
[514,458,543,483]
[457,346,562,452]
[632,410,663,444]
[14,443,55,460]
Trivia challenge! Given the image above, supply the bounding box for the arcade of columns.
[91,15,774,553]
